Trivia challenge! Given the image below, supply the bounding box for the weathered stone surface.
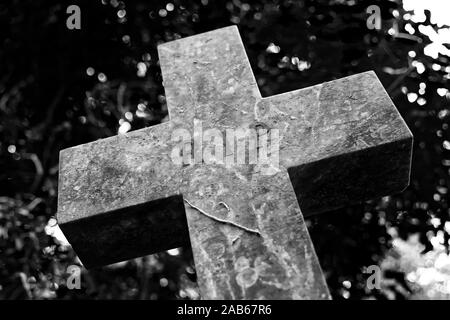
[182,165,329,299]
[255,73,413,215]
[57,26,413,299]
[58,122,189,267]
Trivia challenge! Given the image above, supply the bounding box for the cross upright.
[57,26,412,299]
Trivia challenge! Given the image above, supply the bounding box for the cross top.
[58,26,412,299]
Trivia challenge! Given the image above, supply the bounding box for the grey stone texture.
[57,26,412,299]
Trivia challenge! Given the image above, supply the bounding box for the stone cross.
[57,26,412,299]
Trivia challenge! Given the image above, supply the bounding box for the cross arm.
[257,71,413,215]
[57,122,187,268]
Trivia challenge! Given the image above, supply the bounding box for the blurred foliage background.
[0,0,449,299]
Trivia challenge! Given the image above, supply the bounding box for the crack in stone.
[184,199,261,236]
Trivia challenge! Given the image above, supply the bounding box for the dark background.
[1,0,449,299]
